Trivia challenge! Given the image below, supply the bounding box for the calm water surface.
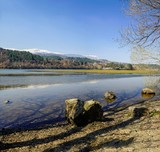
[0,69,159,129]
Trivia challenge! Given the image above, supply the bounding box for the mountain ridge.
[0,47,101,69]
[5,48,101,61]
[1,47,158,70]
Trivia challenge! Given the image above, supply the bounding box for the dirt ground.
[0,99,160,152]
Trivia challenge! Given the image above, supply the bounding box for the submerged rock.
[141,93,155,99]
[142,88,155,94]
[65,98,103,126]
[105,98,116,103]
[104,91,117,101]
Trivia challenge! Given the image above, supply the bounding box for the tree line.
[0,48,137,70]
[0,48,97,69]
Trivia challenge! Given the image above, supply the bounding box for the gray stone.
[84,100,103,123]
[65,99,103,126]
[65,98,84,126]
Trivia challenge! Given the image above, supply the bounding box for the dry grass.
[49,69,160,75]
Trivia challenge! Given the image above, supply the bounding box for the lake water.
[0,69,159,129]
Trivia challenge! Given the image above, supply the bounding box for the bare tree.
[131,45,160,65]
[122,0,160,47]
[121,0,160,66]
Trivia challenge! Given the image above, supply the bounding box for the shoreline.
[1,69,160,75]
[32,69,160,75]
[1,98,160,152]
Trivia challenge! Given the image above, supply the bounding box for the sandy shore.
[0,98,160,152]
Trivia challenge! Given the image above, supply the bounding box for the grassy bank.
[0,69,159,76]
[46,69,160,75]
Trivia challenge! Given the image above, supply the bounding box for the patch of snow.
[85,55,100,60]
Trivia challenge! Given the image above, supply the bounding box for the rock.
[4,100,10,104]
[128,106,149,118]
[65,98,84,126]
[83,100,103,123]
[104,91,116,101]
[141,93,155,99]
[128,106,136,113]
[142,88,155,94]
[65,98,103,126]
[133,107,149,118]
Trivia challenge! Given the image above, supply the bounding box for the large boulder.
[65,98,84,126]
[142,88,155,94]
[104,91,116,101]
[83,100,103,123]
[65,99,103,126]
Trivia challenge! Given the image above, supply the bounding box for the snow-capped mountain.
[23,49,100,60]
[85,55,100,60]
[24,49,53,54]
[24,48,65,56]
[23,48,68,58]
[5,48,102,60]
[6,48,63,55]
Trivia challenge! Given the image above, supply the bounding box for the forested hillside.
[1,47,157,70]
[0,48,97,69]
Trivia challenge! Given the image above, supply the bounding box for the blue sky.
[0,0,131,62]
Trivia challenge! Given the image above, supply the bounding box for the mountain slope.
[6,48,102,60]
[0,48,98,69]
[0,47,158,70]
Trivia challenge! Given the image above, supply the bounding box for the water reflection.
[0,85,28,90]
[105,98,116,103]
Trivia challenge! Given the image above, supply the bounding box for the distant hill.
[1,47,158,70]
[0,48,99,69]
[0,48,45,68]
[6,48,102,60]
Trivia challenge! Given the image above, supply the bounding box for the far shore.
[48,69,160,74]
[0,69,160,76]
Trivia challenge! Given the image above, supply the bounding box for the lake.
[0,69,159,129]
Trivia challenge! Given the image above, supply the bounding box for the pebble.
[4,100,10,104]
